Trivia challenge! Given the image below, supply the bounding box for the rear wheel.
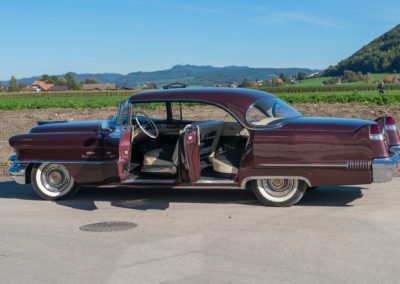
[252,178,307,207]
[31,163,80,200]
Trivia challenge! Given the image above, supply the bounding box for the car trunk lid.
[279,117,375,132]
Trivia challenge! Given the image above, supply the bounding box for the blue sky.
[0,0,399,80]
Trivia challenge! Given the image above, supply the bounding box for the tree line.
[0,73,100,92]
[238,71,309,87]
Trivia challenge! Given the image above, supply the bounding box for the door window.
[132,102,168,121]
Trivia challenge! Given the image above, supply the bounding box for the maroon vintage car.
[8,88,400,206]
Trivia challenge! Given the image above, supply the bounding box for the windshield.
[246,98,302,126]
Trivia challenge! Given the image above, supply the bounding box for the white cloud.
[252,9,344,29]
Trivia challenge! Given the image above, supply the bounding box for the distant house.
[83,83,117,91]
[119,86,134,90]
[49,86,68,92]
[383,76,400,83]
[32,81,54,91]
[21,86,37,92]
[251,80,264,87]
[267,78,283,84]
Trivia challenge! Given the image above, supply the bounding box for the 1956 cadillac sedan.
[8,88,400,206]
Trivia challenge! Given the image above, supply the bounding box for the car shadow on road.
[298,186,365,207]
[0,181,365,211]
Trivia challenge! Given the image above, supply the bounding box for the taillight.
[384,117,397,131]
[369,124,384,140]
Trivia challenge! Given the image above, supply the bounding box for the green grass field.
[2,78,400,110]
[1,90,400,110]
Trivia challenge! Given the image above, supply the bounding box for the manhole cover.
[79,221,137,232]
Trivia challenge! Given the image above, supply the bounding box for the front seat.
[142,140,179,175]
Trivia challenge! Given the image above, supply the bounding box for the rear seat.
[211,148,243,174]
[192,121,224,157]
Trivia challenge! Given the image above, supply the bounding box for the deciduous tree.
[238,78,250,88]
[65,73,80,90]
[297,72,307,80]
[18,83,27,91]
[9,75,18,92]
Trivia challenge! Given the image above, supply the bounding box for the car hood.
[30,120,103,133]
[279,117,375,132]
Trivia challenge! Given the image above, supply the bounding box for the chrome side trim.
[260,162,372,171]
[173,185,240,189]
[122,178,176,184]
[258,163,347,168]
[346,161,371,171]
[11,159,118,165]
[372,154,400,183]
[240,176,312,189]
[195,179,237,185]
[97,184,240,189]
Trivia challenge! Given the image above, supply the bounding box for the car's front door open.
[116,101,132,181]
[180,125,200,183]
[118,126,132,181]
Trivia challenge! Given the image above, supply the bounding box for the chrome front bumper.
[8,155,28,185]
[372,147,400,183]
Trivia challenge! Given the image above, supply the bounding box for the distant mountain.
[324,24,400,76]
[2,65,320,87]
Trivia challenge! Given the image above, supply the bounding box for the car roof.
[129,87,276,127]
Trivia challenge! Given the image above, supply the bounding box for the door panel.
[181,125,200,183]
[118,126,132,181]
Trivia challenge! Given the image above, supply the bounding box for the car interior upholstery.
[129,103,250,180]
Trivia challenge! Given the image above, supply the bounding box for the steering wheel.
[134,111,159,139]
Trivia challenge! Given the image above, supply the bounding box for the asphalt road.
[0,179,400,283]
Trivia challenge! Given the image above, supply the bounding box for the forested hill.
[2,65,319,87]
[324,24,400,76]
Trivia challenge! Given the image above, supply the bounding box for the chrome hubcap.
[261,178,296,198]
[40,164,71,193]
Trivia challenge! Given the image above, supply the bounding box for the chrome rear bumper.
[8,155,28,185]
[391,145,400,155]
[372,150,400,183]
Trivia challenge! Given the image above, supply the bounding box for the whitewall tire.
[31,163,80,200]
[252,178,307,207]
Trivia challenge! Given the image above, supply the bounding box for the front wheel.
[31,163,80,200]
[252,178,307,207]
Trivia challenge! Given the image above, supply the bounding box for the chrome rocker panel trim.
[372,153,400,183]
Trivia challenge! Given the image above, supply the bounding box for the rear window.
[247,98,302,126]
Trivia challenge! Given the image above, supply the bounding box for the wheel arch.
[240,176,312,189]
